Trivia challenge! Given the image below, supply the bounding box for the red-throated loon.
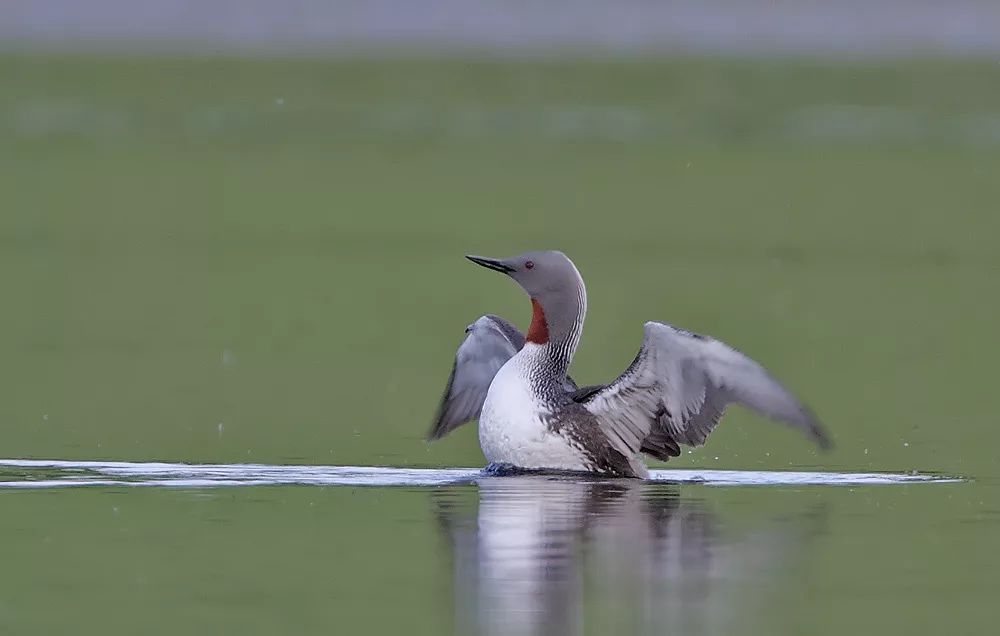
[428,250,831,478]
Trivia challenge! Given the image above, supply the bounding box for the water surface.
[0,469,990,635]
[0,459,957,488]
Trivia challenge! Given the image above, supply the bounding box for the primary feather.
[578,322,831,457]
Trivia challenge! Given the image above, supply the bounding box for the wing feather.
[428,315,585,441]
[581,322,830,459]
[428,315,522,441]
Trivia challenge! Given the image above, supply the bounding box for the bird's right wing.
[579,322,831,460]
[428,315,525,441]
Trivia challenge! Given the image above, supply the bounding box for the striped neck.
[524,282,587,378]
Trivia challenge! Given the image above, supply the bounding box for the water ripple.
[0,459,961,489]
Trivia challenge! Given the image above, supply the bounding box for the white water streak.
[0,459,961,489]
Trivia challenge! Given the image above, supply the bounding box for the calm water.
[0,462,987,635]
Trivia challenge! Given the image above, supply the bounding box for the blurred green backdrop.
[1,53,999,636]
[1,54,997,478]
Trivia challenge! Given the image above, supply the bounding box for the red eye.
[525,261,535,270]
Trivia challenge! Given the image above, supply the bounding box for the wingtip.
[814,430,834,452]
[426,418,447,442]
[807,418,834,452]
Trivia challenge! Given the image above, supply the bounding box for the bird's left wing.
[578,322,831,460]
[428,315,525,441]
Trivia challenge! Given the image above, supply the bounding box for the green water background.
[1,54,997,634]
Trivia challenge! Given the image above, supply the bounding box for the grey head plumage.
[466,251,587,351]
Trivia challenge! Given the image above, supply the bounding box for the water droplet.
[903,442,909,447]
[42,414,49,421]
[864,448,869,455]
[217,422,224,438]
[275,98,285,106]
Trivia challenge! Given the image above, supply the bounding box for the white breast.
[478,346,588,471]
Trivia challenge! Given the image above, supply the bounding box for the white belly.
[478,353,588,471]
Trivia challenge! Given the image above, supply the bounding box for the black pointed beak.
[465,255,515,274]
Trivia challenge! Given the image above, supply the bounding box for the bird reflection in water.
[433,476,825,636]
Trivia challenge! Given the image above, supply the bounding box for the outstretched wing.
[579,322,831,460]
[428,315,524,441]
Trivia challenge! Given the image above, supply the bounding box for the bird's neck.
[525,285,587,377]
